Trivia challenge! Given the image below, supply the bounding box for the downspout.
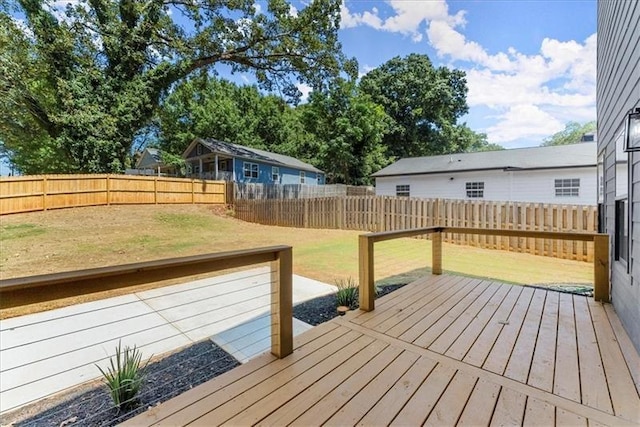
[215,154,219,180]
[199,157,203,178]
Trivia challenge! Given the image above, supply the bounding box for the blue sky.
[334,0,597,149]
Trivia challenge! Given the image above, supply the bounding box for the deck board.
[554,292,581,401]
[125,275,640,427]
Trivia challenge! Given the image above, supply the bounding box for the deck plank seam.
[450,281,516,361]
[460,284,524,366]
[335,317,637,427]
[393,277,482,340]
[234,335,385,426]
[426,281,503,354]
[145,324,351,426]
[363,274,468,331]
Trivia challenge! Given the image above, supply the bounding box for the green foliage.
[156,77,309,163]
[541,121,596,146]
[335,277,359,309]
[300,79,390,184]
[96,341,150,411]
[1,0,354,173]
[359,54,491,158]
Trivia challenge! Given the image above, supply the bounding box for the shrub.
[335,277,359,309]
[97,341,150,411]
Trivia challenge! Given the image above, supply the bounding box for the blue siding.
[233,159,323,185]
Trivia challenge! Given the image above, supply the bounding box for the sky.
[334,0,597,149]
[2,0,597,175]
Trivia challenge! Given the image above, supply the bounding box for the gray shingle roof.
[198,139,323,173]
[372,143,597,177]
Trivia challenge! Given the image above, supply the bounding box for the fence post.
[304,198,309,228]
[106,175,111,205]
[42,176,48,211]
[359,235,375,311]
[271,247,293,358]
[154,177,158,205]
[432,230,443,275]
[593,234,610,302]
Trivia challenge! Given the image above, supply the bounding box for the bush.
[97,341,150,411]
[335,277,359,309]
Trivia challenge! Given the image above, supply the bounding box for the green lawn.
[1,204,592,315]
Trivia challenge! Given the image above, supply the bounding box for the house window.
[272,167,279,182]
[196,144,202,156]
[466,182,484,198]
[317,174,322,185]
[243,162,258,179]
[396,185,410,197]
[554,179,580,197]
[615,199,628,262]
[300,171,306,184]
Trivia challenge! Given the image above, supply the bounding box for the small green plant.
[97,341,150,411]
[335,277,359,309]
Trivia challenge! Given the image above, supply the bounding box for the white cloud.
[296,83,312,102]
[486,105,565,143]
[340,0,597,146]
[341,0,464,42]
[358,64,375,79]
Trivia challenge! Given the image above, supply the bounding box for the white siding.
[375,167,596,205]
[597,0,640,351]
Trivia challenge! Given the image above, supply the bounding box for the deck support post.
[359,235,375,311]
[593,234,610,302]
[432,230,443,275]
[271,247,293,358]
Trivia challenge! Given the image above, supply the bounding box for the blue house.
[182,138,325,185]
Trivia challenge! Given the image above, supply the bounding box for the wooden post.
[106,175,111,206]
[303,198,309,228]
[154,177,158,204]
[191,179,195,204]
[432,230,443,275]
[271,247,293,358]
[359,235,375,311]
[42,176,47,211]
[593,234,610,302]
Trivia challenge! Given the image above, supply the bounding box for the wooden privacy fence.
[0,175,228,215]
[235,196,598,262]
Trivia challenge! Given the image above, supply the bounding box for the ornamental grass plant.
[96,341,150,411]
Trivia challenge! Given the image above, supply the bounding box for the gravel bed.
[2,342,239,427]
[2,283,408,427]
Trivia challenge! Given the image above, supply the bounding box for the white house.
[372,143,609,205]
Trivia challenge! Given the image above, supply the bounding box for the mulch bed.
[1,283,408,427]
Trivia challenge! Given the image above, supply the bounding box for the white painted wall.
[375,167,597,205]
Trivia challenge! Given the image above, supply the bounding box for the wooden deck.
[125,275,640,426]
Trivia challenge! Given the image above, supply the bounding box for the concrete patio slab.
[211,315,314,363]
[0,270,336,414]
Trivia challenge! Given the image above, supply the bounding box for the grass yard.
[1,204,592,317]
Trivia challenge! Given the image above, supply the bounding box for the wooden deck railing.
[0,246,293,358]
[359,227,610,311]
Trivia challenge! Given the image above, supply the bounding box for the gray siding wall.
[597,0,640,351]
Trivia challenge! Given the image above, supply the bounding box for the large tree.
[359,54,485,159]
[156,76,309,160]
[0,0,355,173]
[541,121,596,146]
[300,79,390,185]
